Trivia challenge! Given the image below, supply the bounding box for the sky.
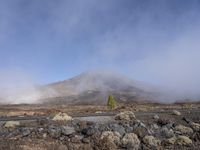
[1,0,200,97]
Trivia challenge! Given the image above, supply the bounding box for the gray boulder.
[48,126,61,138]
[61,126,75,136]
[153,114,159,120]
[109,124,125,136]
[160,127,174,138]
[82,126,98,136]
[20,128,31,137]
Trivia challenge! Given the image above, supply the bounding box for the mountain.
[39,71,160,105]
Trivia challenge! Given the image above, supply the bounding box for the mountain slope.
[39,71,160,105]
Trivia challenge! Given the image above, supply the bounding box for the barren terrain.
[0,102,200,150]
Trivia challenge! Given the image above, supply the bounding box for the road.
[0,109,199,122]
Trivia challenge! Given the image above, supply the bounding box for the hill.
[39,71,160,105]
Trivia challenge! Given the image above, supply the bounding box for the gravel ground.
[0,103,199,150]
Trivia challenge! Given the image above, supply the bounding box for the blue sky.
[0,0,200,95]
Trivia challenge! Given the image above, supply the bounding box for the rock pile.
[0,111,199,149]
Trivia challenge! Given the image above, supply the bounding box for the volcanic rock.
[157,118,172,126]
[61,126,75,136]
[70,135,83,143]
[109,123,125,136]
[182,117,192,124]
[143,135,161,147]
[133,126,149,138]
[20,128,31,137]
[153,114,159,120]
[164,137,177,145]
[176,135,192,146]
[121,133,140,150]
[101,131,121,145]
[4,121,20,128]
[160,127,174,138]
[48,126,61,138]
[82,126,98,136]
[192,132,200,142]
[172,110,181,116]
[52,112,72,121]
[174,124,193,135]
[114,111,136,121]
[190,122,200,132]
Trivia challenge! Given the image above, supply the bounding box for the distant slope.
[39,71,160,105]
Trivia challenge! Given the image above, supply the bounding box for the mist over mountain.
[36,71,162,105]
[0,70,199,105]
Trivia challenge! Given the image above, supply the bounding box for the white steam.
[0,69,42,104]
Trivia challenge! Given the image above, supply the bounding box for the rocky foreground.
[0,107,200,150]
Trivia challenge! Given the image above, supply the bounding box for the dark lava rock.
[7,129,20,137]
[61,126,75,136]
[98,124,110,132]
[133,126,149,138]
[165,123,174,129]
[109,123,125,136]
[151,124,159,130]
[182,117,192,124]
[70,135,83,143]
[0,121,5,128]
[121,123,134,133]
[38,127,45,133]
[0,129,9,137]
[48,126,61,138]
[77,121,94,132]
[82,137,90,143]
[153,114,159,120]
[82,126,98,136]
[160,127,174,138]
[132,121,147,130]
[59,136,66,141]
[37,119,49,126]
[20,128,31,137]
[192,132,200,142]
[157,118,172,126]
